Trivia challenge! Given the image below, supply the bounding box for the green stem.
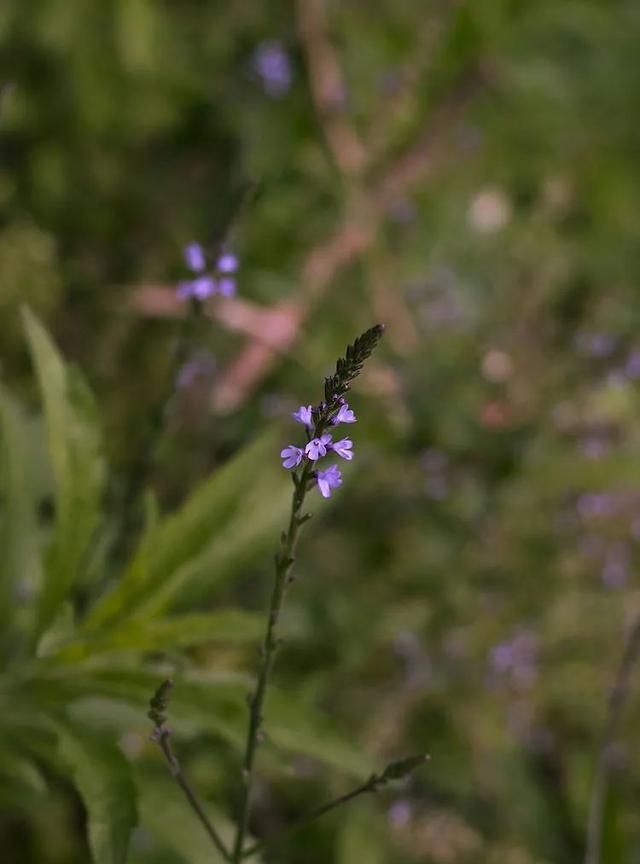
[231,463,312,862]
[156,728,231,862]
[585,613,640,864]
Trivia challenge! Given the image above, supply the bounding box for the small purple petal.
[293,405,313,427]
[217,252,238,274]
[332,403,356,425]
[177,280,195,300]
[192,276,216,299]
[280,445,303,469]
[320,432,333,446]
[185,243,206,272]
[305,438,328,461]
[316,464,342,498]
[253,41,292,98]
[218,277,236,297]
[332,438,353,460]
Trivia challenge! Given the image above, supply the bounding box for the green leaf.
[22,308,105,643]
[337,804,384,864]
[0,746,47,809]
[36,601,76,657]
[0,386,44,648]
[266,689,372,778]
[53,609,264,661]
[56,722,137,864]
[600,781,626,864]
[83,430,289,630]
[37,665,371,776]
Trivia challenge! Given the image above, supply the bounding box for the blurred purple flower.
[317,464,342,498]
[388,799,412,829]
[489,629,537,690]
[575,331,616,358]
[577,492,620,519]
[178,242,240,301]
[579,436,610,461]
[601,542,630,589]
[253,41,292,98]
[176,350,216,389]
[626,349,640,379]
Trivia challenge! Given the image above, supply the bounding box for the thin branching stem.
[242,774,381,858]
[156,728,231,862]
[585,612,640,864]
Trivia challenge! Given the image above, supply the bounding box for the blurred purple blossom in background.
[601,542,630,589]
[253,41,292,98]
[488,629,538,690]
[177,242,238,301]
[388,799,413,829]
[575,330,617,358]
[626,348,640,379]
[175,349,216,390]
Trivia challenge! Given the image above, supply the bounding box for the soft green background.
[2,1,640,862]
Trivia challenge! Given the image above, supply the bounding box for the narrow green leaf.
[0,386,43,647]
[53,609,264,661]
[36,601,76,657]
[0,746,47,809]
[83,430,289,630]
[600,782,626,864]
[22,308,105,642]
[56,722,137,864]
[39,665,371,777]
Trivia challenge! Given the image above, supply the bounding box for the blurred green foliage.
[2,0,640,862]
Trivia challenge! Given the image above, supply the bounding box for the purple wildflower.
[281,445,303,469]
[253,41,292,98]
[293,405,314,427]
[305,436,331,461]
[317,464,342,498]
[185,243,206,272]
[332,402,356,425]
[178,241,240,302]
[331,438,353,460]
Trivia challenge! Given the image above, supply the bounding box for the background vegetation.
[2,1,640,862]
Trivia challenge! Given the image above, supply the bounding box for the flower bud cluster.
[280,400,357,498]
